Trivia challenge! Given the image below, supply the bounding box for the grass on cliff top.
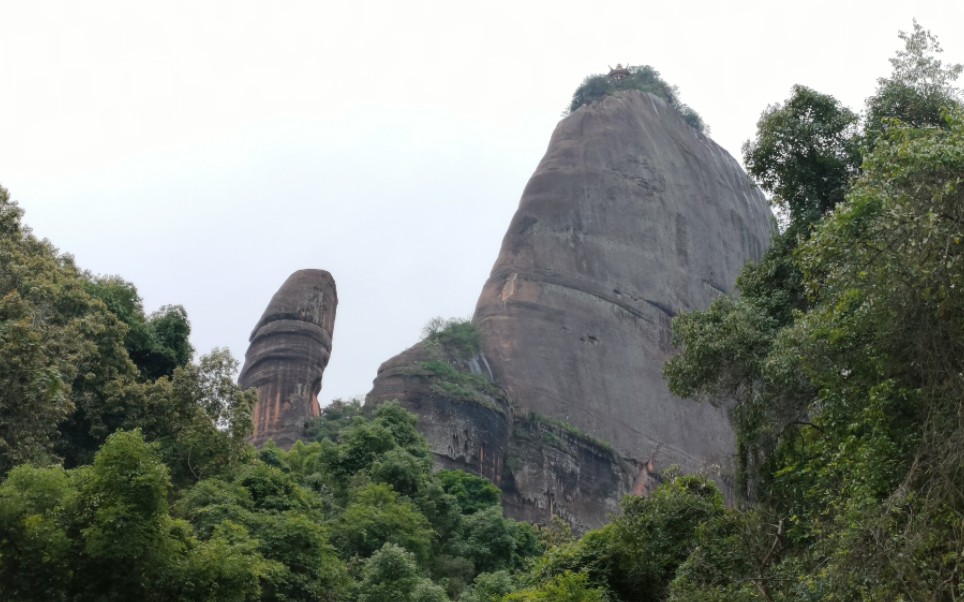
[420,360,506,413]
[567,64,706,133]
[421,316,482,360]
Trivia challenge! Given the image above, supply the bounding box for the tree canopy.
[663,22,963,600]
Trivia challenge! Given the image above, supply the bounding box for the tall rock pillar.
[239,269,337,449]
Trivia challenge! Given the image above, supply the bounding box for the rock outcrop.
[367,331,634,532]
[474,90,772,480]
[239,269,337,449]
[368,90,773,528]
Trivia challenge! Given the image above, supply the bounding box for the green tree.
[304,397,364,442]
[333,482,435,564]
[865,19,963,146]
[0,465,75,601]
[253,512,350,602]
[357,543,447,602]
[787,111,964,598]
[459,570,516,602]
[0,187,138,472]
[504,571,607,602]
[742,85,861,231]
[85,277,192,381]
[529,476,725,602]
[663,26,964,594]
[71,430,186,601]
[458,506,541,575]
[437,469,502,514]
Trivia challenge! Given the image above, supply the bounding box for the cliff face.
[239,269,337,449]
[368,90,773,527]
[474,91,772,478]
[366,336,634,532]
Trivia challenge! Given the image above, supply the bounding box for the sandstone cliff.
[368,90,773,528]
[474,90,772,477]
[239,269,337,449]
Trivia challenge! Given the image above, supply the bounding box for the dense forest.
[2,22,962,601]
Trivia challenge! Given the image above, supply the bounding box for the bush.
[421,317,482,359]
[567,65,706,133]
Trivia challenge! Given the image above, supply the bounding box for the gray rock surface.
[474,90,772,481]
[368,90,773,527]
[239,269,337,449]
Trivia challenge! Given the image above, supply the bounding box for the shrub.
[567,65,706,133]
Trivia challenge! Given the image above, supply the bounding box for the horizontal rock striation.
[239,269,337,449]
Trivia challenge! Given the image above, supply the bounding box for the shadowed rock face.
[369,90,773,527]
[474,91,772,480]
[239,270,337,449]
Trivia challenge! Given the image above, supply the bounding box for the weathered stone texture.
[368,90,772,527]
[474,91,772,483]
[239,269,337,449]
[367,343,512,485]
[368,341,633,531]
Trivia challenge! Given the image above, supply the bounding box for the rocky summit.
[239,269,337,449]
[368,90,773,529]
[475,90,772,481]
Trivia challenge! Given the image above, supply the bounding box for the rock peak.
[475,88,771,474]
[239,269,337,449]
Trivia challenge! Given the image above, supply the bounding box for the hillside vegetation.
[2,22,962,601]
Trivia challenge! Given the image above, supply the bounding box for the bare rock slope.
[369,91,773,527]
[239,269,337,449]
[475,90,772,475]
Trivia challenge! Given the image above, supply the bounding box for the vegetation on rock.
[2,21,962,602]
[663,21,964,600]
[567,65,706,132]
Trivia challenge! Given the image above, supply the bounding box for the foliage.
[438,469,502,514]
[865,20,963,147]
[0,430,274,601]
[356,543,446,602]
[334,482,435,563]
[663,23,964,600]
[85,276,193,380]
[513,411,616,455]
[457,505,542,574]
[0,465,74,600]
[459,570,517,602]
[304,397,364,442]
[504,571,608,602]
[4,22,963,602]
[421,359,505,408]
[527,475,725,602]
[742,85,861,230]
[0,187,134,472]
[568,65,706,132]
[422,316,483,359]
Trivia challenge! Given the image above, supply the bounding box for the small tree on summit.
[567,65,706,133]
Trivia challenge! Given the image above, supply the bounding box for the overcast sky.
[1,1,961,404]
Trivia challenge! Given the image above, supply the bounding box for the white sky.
[1,1,961,404]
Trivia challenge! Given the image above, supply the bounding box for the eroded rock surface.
[367,337,632,532]
[369,90,773,527]
[474,90,773,484]
[239,269,337,449]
